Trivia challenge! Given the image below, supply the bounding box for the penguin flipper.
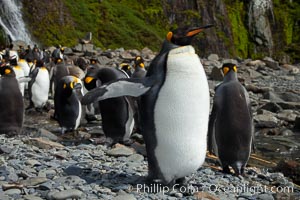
[81,77,154,105]
[18,76,32,83]
[208,102,217,155]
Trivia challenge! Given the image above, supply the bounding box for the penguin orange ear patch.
[63,83,67,89]
[85,76,94,84]
[222,67,229,75]
[4,69,11,74]
[233,65,237,72]
[70,82,74,89]
[166,32,173,42]
[140,63,145,68]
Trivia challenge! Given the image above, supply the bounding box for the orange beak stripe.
[186,29,202,37]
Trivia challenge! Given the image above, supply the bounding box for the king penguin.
[208,63,254,175]
[9,55,25,96]
[82,25,213,185]
[0,65,24,135]
[132,56,147,78]
[27,60,50,110]
[54,75,83,134]
[84,66,135,145]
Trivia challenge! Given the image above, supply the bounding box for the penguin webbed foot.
[222,165,231,174]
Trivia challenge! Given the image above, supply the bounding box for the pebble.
[48,189,83,200]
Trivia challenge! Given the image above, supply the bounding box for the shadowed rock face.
[248,0,274,54]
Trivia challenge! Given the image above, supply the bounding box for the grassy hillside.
[20,0,300,62]
[23,0,169,51]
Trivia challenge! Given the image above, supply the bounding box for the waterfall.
[0,0,35,45]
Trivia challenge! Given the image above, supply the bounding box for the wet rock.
[3,188,22,195]
[126,154,144,162]
[295,116,300,130]
[257,193,274,200]
[210,66,223,81]
[23,195,44,200]
[246,60,266,67]
[21,177,48,186]
[254,113,278,128]
[106,144,135,157]
[277,102,300,110]
[33,128,58,142]
[25,159,41,166]
[194,192,220,200]
[263,57,280,70]
[207,54,219,61]
[263,91,284,102]
[277,110,297,122]
[259,102,282,113]
[113,193,137,200]
[24,138,64,149]
[0,145,14,154]
[53,176,86,186]
[248,68,262,79]
[275,160,300,185]
[48,189,83,200]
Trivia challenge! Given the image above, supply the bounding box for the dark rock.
[263,91,284,102]
[210,66,223,81]
[259,102,282,113]
[48,189,83,200]
[275,160,300,185]
[254,113,278,128]
[207,54,219,61]
[277,110,297,122]
[245,84,271,94]
[263,57,280,70]
[295,116,300,130]
[0,145,14,154]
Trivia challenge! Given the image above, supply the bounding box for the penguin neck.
[223,71,238,82]
[160,40,179,54]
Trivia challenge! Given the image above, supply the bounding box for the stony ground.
[1,47,300,199]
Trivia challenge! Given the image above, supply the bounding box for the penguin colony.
[0,25,254,186]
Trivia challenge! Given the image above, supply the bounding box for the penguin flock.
[0,25,254,186]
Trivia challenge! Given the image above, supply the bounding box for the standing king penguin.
[208,63,254,175]
[54,75,83,134]
[28,60,50,110]
[0,65,24,135]
[84,66,135,145]
[82,25,213,185]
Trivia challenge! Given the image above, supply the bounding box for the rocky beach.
[1,43,300,200]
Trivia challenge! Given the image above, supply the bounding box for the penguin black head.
[222,63,238,76]
[166,24,214,46]
[9,55,18,66]
[120,63,131,71]
[35,60,45,68]
[62,76,82,96]
[0,65,16,77]
[84,67,100,91]
[134,56,145,69]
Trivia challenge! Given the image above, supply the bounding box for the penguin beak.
[186,24,214,37]
[73,82,82,90]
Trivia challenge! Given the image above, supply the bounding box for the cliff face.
[17,0,300,62]
[162,0,300,62]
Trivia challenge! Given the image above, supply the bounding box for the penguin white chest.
[154,46,210,182]
[32,69,50,107]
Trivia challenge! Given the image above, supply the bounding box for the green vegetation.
[226,1,249,58]
[22,0,168,51]
[17,0,300,62]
